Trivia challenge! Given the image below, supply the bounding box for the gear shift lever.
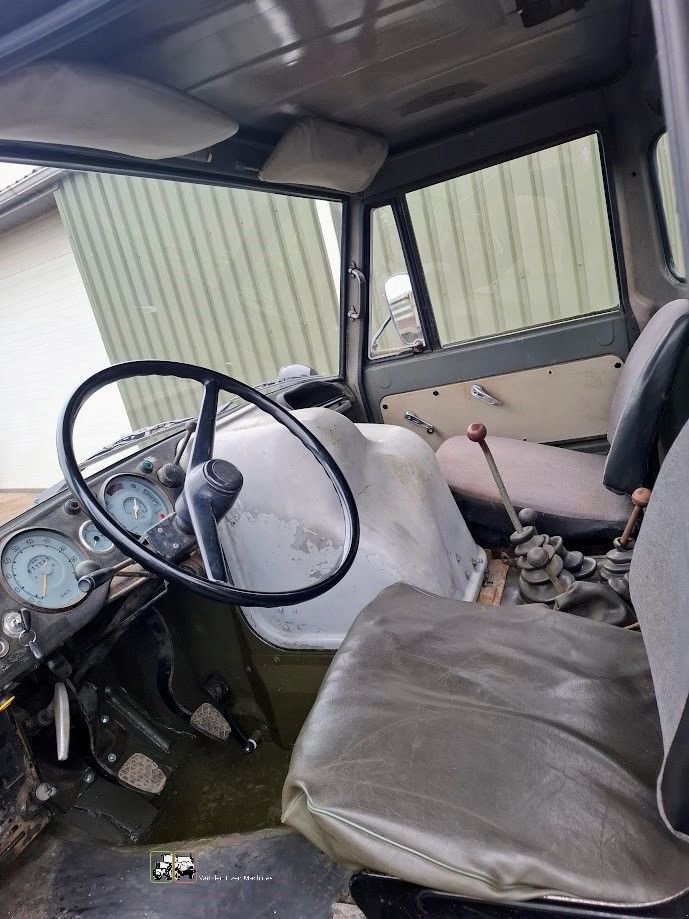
[467,423,522,532]
[466,423,601,603]
[466,423,571,600]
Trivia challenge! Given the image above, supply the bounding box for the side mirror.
[383,274,425,351]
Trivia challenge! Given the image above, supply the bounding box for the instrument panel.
[0,530,86,610]
[101,474,173,536]
[0,439,185,686]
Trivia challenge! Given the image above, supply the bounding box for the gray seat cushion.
[436,435,631,541]
[283,583,689,903]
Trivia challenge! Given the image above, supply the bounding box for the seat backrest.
[630,416,689,842]
[604,299,689,495]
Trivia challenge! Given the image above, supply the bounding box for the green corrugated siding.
[55,172,341,428]
[369,135,620,355]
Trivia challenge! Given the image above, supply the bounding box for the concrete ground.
[0,492,37,525]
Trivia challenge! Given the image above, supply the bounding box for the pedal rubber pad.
[190,702,231,740]
[117,753,166,794]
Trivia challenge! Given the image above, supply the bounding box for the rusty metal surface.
[0,713,50,872]
[477,555,509,607]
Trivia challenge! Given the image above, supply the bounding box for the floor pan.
[2,825,351,918]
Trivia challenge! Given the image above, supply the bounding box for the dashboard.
[0,433,184,689]
[0,376,355,690]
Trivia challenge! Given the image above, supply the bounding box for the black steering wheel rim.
[57,360,360,607]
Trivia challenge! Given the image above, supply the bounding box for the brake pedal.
[117,752,167,794]
[190,702,231,741]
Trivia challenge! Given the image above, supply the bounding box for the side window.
[406,134,619,348]
[368,205,425,359]
[654,132,686,279]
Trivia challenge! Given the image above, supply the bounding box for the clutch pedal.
[190,702,231,741]
[117,752,167,794]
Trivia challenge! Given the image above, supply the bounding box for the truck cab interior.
[1,1,689,917]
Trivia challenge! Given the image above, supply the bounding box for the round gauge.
[0,529,86,610]
[101,474,172,536]
[79,521,115,554]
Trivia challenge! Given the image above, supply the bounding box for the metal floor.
[2,824,351,919]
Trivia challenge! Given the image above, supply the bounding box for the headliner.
[1,0,641,156]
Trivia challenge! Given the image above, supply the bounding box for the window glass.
[368,205,424,358]
[406,134,619,347]
[655,132,686,279]
[0,163,342,488]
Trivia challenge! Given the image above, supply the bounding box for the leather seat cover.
[605,298,689,494]
[435,435,631,542]
[283,583,689,904]
[435,299,689,536]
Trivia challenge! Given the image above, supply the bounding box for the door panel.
[362,132,635,450]
[379,354,623,447]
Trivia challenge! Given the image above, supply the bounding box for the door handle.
[470,384,502,407]
[404,411,435,434]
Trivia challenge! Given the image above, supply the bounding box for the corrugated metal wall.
[55,173,341,428]
[369,134,619,355]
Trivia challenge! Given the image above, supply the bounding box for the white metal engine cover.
[214,408,486,649]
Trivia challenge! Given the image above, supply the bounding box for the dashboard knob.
[157,462,185,489]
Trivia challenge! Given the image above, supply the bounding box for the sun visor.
[259,118,388,193]
[0,62,238,159]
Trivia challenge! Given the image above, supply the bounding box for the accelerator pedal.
[117,752,167,794]
[190,702,231,741]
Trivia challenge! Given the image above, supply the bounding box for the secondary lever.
[76,559,156,594]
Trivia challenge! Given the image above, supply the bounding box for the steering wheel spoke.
[189,379,219,470]
[187,494,228,583]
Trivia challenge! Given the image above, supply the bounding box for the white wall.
[0,208,130,489]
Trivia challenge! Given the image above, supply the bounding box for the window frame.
[650,129,686,283]
[363,127,628,366]
[2,146,352,384]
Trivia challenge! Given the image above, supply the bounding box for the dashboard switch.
[157,462,185,489]
[2,611,23,639]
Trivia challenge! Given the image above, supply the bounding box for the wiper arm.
[79,375,314,467]
[79,416,191,468]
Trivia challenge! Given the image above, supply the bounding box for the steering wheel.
[57,360,360,607]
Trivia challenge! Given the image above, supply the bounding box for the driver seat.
[282,417,689,905]
[436,298,689,542]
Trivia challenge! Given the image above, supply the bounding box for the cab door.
[361,133,633,452]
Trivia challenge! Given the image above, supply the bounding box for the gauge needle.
[42,573,48,598]
[133,498,140,520]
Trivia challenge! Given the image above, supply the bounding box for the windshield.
[0,165,342,495]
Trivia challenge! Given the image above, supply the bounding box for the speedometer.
[101,474,172,536]
[0,529,86,610]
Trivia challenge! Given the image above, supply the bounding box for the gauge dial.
[79,521,115,554]
[1,529,86,610]
[102,474,172,536]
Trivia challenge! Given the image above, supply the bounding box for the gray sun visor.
[0,62,238,159]
[259,117,388,193]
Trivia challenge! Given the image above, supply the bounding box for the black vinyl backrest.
[630,415,689,841]
[604,299,689,495]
